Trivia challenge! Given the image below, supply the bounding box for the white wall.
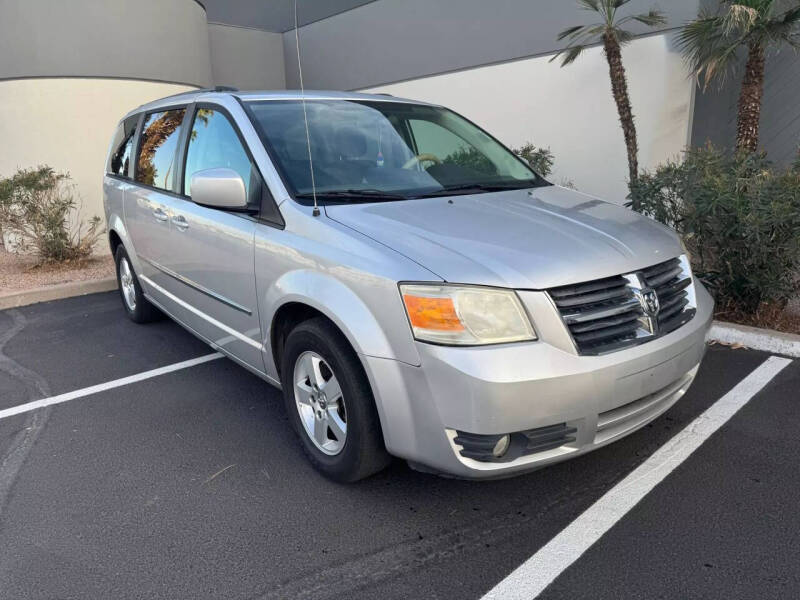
[363,32,694,203]
[208,24,286,90]
[0,78,197,248]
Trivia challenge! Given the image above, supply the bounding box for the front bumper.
[363,279,714,479]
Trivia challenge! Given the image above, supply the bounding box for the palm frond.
[752,4,800,45]
[620,10,668,27]
[778,5,800,25]
[677,15,744,88]
[578,0,601,12]
[722,4,760,36]
[559,45,588,66]
[614,28,636,45]
[557,24,590,41]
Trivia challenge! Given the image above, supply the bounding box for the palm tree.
[678,0,800,153]
[553,0,666,185]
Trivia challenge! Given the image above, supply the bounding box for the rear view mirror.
[190,168,248,210]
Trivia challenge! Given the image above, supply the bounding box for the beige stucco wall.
[0,78,197,247]
[364,32,694,203]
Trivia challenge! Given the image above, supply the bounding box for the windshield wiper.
[295,189,407,202]
[417,181,541,198]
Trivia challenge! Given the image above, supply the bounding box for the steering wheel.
[402,153,442,170]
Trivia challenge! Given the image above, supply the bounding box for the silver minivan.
[104,88,713,481]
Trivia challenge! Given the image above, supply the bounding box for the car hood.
[324,186,682,289]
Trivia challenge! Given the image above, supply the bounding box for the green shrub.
[629,146,800,314]
[512,142,555,177]
[0,166,103,263]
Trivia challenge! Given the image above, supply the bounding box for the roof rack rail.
[154,86,240,103]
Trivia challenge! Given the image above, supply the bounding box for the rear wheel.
[114,245,160,323]
[281,317,390,482]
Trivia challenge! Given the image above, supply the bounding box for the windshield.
[245,99,547,202]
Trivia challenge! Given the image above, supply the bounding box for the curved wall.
[0,0,211,87]
[0,78,197,241]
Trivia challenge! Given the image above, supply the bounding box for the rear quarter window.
[107,115,139,178]
[135,108,187,191]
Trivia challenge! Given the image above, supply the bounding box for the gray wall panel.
[209,24,286,89]
[0,0,212,86]
[691,48,800,166]
[203,0,377,32]
[282,0,701,90]
[758,48,800,165]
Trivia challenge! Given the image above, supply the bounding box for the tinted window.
[184,108,254,199]
[136,108,186,190]
[107,115,139,177]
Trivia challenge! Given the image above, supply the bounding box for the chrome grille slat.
[550,284,631,308]
[548,256,696,355]
[570,310,641,334]
[562,297,641,324]
[644,265,683,288]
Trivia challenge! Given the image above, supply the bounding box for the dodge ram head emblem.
[635,288,660,317]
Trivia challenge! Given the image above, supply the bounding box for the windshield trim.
[239,97,551,207]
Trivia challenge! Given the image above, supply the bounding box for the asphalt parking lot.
[0,292,798,599]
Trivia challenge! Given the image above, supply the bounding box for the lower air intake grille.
[453,423,577,463]
[548,256,696,355]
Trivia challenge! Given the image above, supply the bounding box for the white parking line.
[482,355,793,600]
[0,353,223,421]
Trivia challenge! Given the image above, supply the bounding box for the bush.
[512,142,555,177]
[629,146,800,315]
[0,166,103,263]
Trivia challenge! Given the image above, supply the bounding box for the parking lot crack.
[0,309,54,520]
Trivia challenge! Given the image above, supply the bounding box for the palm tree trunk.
[602,32,639,184]
[736,43,765,154]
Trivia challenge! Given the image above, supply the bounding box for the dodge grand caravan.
[103,88,713,481]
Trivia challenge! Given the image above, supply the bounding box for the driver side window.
[184,108,255,200]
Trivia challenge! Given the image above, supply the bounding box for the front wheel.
[281,317,390,482]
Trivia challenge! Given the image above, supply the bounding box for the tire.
[114,245,161,323]
[281,317,391,482]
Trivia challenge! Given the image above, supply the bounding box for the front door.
[157,106,264,373]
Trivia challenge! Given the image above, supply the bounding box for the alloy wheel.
[293,351,347,455]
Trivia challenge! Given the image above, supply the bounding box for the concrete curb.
[708,320,800,358]
[0,277,118,310]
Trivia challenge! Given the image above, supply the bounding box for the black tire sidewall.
[281,318,387,482]
[114,245,150,323]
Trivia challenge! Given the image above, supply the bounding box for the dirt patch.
[0,248,115,296]
[715,299,800,336]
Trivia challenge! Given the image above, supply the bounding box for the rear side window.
[183,108,255,200]
[107,115,139,178]
[135,108,186,191]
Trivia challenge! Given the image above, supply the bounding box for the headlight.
[400,284,536,345]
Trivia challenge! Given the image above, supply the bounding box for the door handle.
[171,214,189,231]
[153,207,168,222]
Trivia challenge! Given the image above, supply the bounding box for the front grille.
[453,423,577,463]
[548,256,696,355]
[641,257,696,335]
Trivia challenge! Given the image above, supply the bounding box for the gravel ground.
[0,248,114,295]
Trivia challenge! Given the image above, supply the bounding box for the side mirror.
[190,168,248,210]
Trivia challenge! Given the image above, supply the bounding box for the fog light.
[492,434,511,458]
